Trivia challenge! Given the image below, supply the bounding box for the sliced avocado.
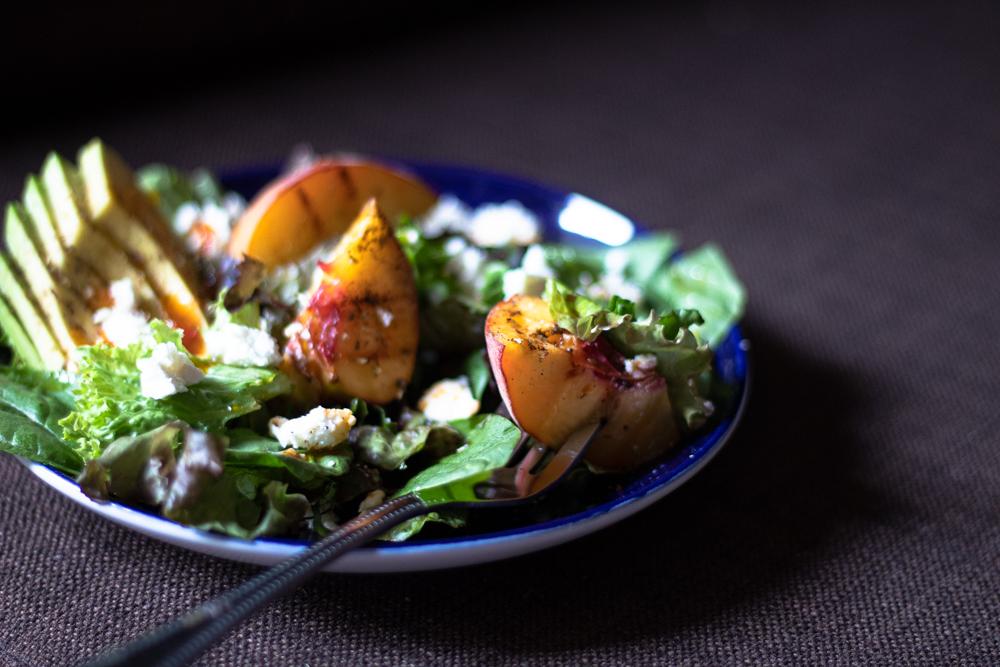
[0,251,65,369]
[23,175,107,306]
[78,140,207,344]
[4,203,98,351]
[0,294,44,369]
[40,153,165,320]
[79,139,189,264]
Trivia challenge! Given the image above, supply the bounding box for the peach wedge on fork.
[485,295,679,471]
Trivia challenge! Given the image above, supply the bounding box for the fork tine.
[514,443,549,496]
[526,419,603,496]
[505,430,533,466]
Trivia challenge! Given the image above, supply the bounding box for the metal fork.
[83,418,604,667]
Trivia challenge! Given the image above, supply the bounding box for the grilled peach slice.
[284,200,418,404]
[228,158,437,267]
[485,295,678,471]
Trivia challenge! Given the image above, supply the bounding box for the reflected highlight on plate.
[558,193,635,246]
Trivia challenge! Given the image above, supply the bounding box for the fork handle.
[84,494,429,667]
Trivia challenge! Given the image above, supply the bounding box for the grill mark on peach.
[337,166,358,200]
[295,186,324,238]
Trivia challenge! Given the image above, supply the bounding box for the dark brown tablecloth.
[1,3,998,665]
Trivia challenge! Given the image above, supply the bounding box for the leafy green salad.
[0,141,744,541]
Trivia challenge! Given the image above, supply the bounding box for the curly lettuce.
[60,321,291,458]
[544,281,715,430]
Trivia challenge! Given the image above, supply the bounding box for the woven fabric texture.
[0,3,997,665]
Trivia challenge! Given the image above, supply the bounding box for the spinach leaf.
[383,414,519,541]
[540,231,677,295]
[394,414,521,497]
[225,429,350,487]
[355,418,432,471]
[0,367,74,433]
[0,368,82,475]
[646,244,745,347]
[463,351,491,401]
[381,512,466,542]
[0,405,84,476]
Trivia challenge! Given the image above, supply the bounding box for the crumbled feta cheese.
[585,274,644,304]
[200,202,235,244]
[173,202,202,235]
[585,246,643,303]
[222,192,247,220]
[109,278,138,310]
[204,323,281,367]
[501,245,554,298]
[262,238,336,308]
[446,241,488,288]
[418,377,481,422]
[443,236,467,257]
[93,278,151,347]
[96,309,150,348]
[137,343,205,399]
[520,245,555,278]
[171,196,245,257]
[624,354,659,378]
[419,195,473,238]
[502,268,548,299]
[269,407,357,451]
[419,195,542,246]
[465,200,542,247]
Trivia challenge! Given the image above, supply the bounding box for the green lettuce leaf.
[396,222,505,352]
[540,231,677,293]
[605,315,715,430]
[76,421,185,503]
[136,163,229,223]
[463,350,491,401]
[166,474,309,540]
[539,244,605,288]
[544,281,715,430]
[381,511,466,542]
[225,429,350,487]
[616,233,679,288]
[0,406,84,476]
[396,222,461,305]
[646,244,745,347]
[78,422,309,539]
[355,416,432,471]
[394,414,521,497]
[383,413,520,542]
[0,368,82,475]
[543,281,631,341]
[60,321,290,457]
